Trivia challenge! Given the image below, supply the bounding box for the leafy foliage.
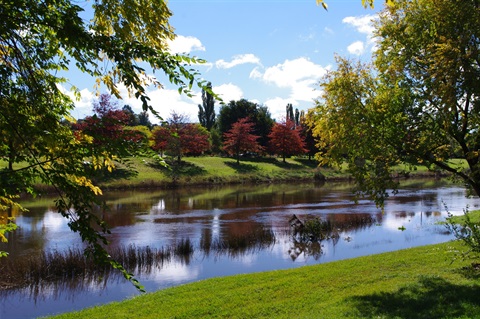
[268,118,307,162]
[0,0,211,290]
[151,112,210,162]
[446,208,480,262]
[198,82,216,131]
[223,117,263,164]
[217,99,274,147]
[309,0,480,206]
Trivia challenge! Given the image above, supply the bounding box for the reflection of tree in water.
[0,213,379,296]
[0,227,276,296]
[201,226,276,259]
[287,213,379,261]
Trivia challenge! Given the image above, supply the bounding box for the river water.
[1,180,479,319]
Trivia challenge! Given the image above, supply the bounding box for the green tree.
[218,99,274,148]
[138,111,153,129]
[122,105,140,126]
[198,82,216,131]
[309,0,480,205]
[0,0,209,289]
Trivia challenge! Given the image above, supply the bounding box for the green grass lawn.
[99,155,323,189]
[1,156,457,191]
[48,240,480,319]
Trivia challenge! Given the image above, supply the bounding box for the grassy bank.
[91,155,444,190]
[1,155,449,192]
[48,240,480,319]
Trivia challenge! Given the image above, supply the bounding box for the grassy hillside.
[98,155,328,189]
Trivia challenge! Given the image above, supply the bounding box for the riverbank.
[79,155,444,190]
[48,240,480,319]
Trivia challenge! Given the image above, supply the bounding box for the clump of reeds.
[206,227,276,257]
[0,239,195,291]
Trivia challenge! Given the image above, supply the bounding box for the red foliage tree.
[150,114,211,161]
[151,125,170,156]
[268,118,307,162]
[181,123,211,156]
[74,94,144,157]
[223,117,263,164]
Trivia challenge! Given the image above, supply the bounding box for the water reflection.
[1,180,480,318]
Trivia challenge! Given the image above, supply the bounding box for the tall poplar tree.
[198,82,216,131]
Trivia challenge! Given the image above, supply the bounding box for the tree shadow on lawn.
[224,161,259,173]
[95,167,138,182]
[238,156,307,170]
[348,276,480,318]
[146,159,207,176]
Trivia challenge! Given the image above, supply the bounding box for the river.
[1,180,479,319]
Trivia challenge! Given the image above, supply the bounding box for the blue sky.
[68,0,381,123]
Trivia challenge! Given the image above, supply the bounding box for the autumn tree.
[151,125,171,156]
[182,124,211,156]
[218,99,274,147]
[223,117,263,164]
[309,0,480,205]
[151,112,210,162]
[268,119,307,163]
[74,94,145,158]
[0,0,210,288]
[198,82,216,131]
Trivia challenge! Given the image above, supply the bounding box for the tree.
[122,105,140,126]
[182,124,211,156]
[223,117,263,164]
[286,103,294,122]
[74,94,144,159]
[151,125,171,156]
[308,0,480,205]
[198,82,216,131]
[218,99,274,148]
[151,112,210,162]
[138,111,153,129]
[268,118,307,163]
[0,0,210,289]
[301,110,319,161]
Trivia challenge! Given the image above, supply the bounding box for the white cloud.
[347,41,365,55]
[252,57,327,103]
[215,54,261,69]
[342,14,378,54]
[212,83,243,103]
[167,35,205,54]
[264,97,297,120]
[58,85,95,120]
[342,15,376,36]
[323,27,334,35]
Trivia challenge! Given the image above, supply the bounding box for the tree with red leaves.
[268,118,307,163]
[151,113,210,161]
[182,124,211,156]
[151,125,170,156]
[74,94,145,158]
[223,117,263,164]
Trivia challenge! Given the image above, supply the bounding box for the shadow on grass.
[349,276,480,318]
[146,159,207,177]
[95,167,138,182]
[237,156,309,170]
[292,157,319,168]
[224,161,259,173]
